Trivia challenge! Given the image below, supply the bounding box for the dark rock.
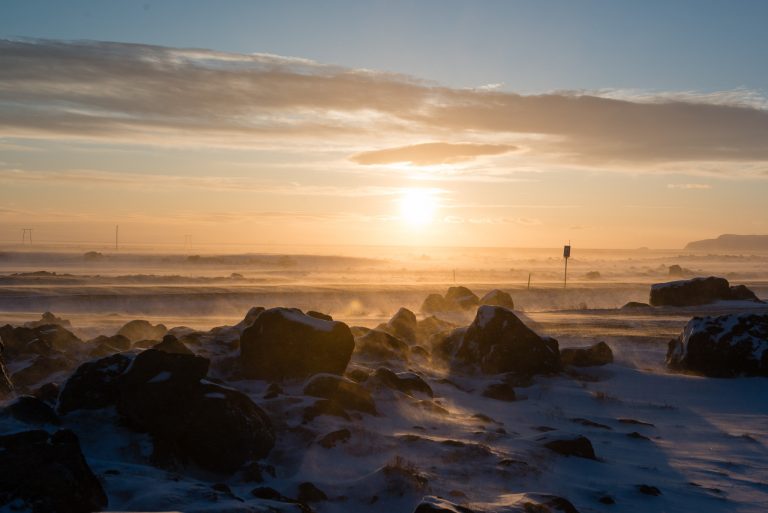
[58,353,133,414]
[240,307,355,380]
[0,356,13,399]
[346,367,371,383]
[318,428,351,448]
[32,382,60,404]
[307,311,333,321]
[0,429,108,513]
[235,306,265,332]
[627,431,651,440]
[24,312,72,329]
[598,495,616,504]
[570,418,611,430]
[421,293,455,314]
[455,306,560,375]
[5,395,60,425]
[117,349,274,473]
[620,301,651,310]
[649,276,760,306]
[354,329,409,361]
[445,286,480,310]
[303,399,351,422]
[543,435,597,460]
[480,289,514,309]
[117,319,168,342]
[0,324,81,357]
[416,316,457,342]
[241,461,276,483]
[251,486,284,500]
[668,264,690,277]
[263,382,282,399]
[152,334,194,355]
[413,496,475,512]
[637,484,662,496]
[297,482,328,502]
[11,354,71,388]
[481,382,516,401]
[618,418,655,427]
[303,373,377,414]
[560,342,613,367]
[378,307,418,343]
[667,313,768,377]
[373,367,433,397]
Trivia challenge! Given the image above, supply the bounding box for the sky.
[1,0,767,249]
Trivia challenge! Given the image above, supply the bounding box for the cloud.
[350,142,516,165]
[1,39,768,172]
[666,183,713,189]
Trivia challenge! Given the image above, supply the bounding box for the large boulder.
[421,293,455,314]
[11,354,71,389]
[24,312,73,329]
[117,319,168,342]
[455,306,560,375]
[0,324,82,357]
[0,430,108,513]
[445,286,480,310]
[4,395,60,425]
[58,352,133,414]
[667,313,768,377]
[240,307,354,380]
[117,349,274,473]
[354,329,410,362]
[377,307,418,343]
[303,373,377,415]
[649,276,761,306]
[480,289,514,310]
[560,342,613,367]
[373,367,433,397]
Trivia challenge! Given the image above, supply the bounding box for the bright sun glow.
[399,188,438,227]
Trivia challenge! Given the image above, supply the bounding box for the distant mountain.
[685,234,768,251]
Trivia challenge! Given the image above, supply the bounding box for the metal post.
[527,273,531,290]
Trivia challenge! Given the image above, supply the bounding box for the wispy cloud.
[350,142,516,165]
[666,183,713,190]
[1,39,768,175]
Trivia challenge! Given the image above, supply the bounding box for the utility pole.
[115,225,119,251]
[527,273,531,290]
[21,228,32,245]
[563,242,571,289]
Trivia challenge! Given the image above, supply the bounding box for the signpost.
[563,243,571,289]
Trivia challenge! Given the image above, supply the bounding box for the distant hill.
[685,234,768,251]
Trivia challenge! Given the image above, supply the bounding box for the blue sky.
[3,0,767,93]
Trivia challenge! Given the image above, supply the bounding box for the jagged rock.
[373,367,433,397]
[0,324,82,357]
[87,334,131,351]
[480,289,514,309]
[421,293,455,314]
[32,382,59,404]
[318,428,351,448]
[649,276,761,306]
[0,430,108,513]
[354,329,409,361]
[58,353,133,414]
[377,307,418,343]
[667,313,768,377]
[455,306,560,375]
[416,316,457,342]
[481,382,516,401]
[234,306,265,332]
[152,334,194,355]
[620,301,651,310]
[117,319,168,342]
[560,342,613,367]
[5,395,60,425]
[413,496,475,512]
[446,286,480,310]
[303,373,377,415]
[542,435,597,460]
[11,354,71,388]
[116,349,274,473]
[0,352,12,399]
[240,307,355,380]
[297,482,328,502]
[307,311,333,321]
[24,312,72,329]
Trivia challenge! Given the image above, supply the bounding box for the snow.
[278,308,336,332]
[147,370,172,383]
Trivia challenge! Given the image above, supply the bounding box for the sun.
[399,188,438,227]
